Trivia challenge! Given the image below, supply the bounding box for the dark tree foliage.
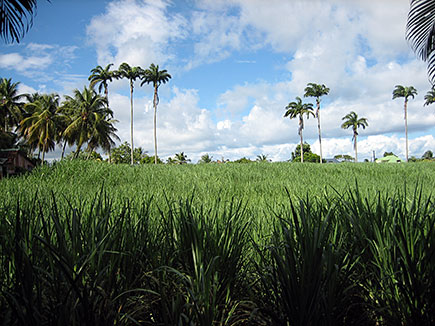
[291,142,311,161]
[422,150,433,159]
[291,143,321,163]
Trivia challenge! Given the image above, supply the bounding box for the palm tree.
[424,87,435,106]
[284,96,315,163]
[256,154,269,162]
[61,87,113,158]
[304,83,329,164]
[0,78,24,132]
[406,0,435,84]
[86,114,120,160]
[20,93,60,163]
[140,63,171,164]
[89,64,115,103]
[392,85,417,162]
[198,153,213,163]
[115,62,143,165]
[0,0,38,43]
[173,152,190,164]
[340,111,368,163]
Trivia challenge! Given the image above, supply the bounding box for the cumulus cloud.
[0,43,79,83]
[86,0,187,67]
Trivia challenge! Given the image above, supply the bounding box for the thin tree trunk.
[154,85,158,165]
[42,149,45,165]
[300,117,304,163]
[61,141,67,159]
[105,85,109,104]
[74,144,82,158]
[108,146,111,163]
[404,99,409,162]
[354,132,358,163]
[316,100,323,164]
[130,81,134,166]
[87,147,93,160]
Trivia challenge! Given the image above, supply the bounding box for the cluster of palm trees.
[89,62,171,165]
[1,77,118,163]
[285,83,337,163]
[0,62,171,165]
[285,82,433,163]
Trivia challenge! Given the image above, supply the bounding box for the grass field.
[1,160,434,325]
[1,160,434,206]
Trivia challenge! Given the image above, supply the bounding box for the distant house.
[375,155,404,163]
[0,149,35,178]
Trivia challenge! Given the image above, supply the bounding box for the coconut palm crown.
[392,85,417,162]
[0,77,24,131]
[341,111,368,163]
[140,63,171,164]
[20,93,60,163]
[304,83,329,164]
[61,87,112,158]
[284,96,315,163]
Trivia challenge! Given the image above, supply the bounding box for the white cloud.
[86,0,187,67]
[0,52,52,72]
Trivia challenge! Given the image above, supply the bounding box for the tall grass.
[1,160,434,325]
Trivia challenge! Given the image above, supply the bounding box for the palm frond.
[406,0,435,84]
[0,0,38,43]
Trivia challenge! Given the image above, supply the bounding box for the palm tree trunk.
[74,144,82,159]
[42,149,45,165]
[130,81,134,166]
[153,85,158,165]
[354,133,358,163]
[404,100,409,162]
[299,117,304,163]
[61,141,67,159]
[105,85,109,104]
[316,102,323,164]
[87,147,93,160]
[108,146,111,163]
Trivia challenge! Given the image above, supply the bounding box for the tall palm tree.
[20,93,60,163]
[284,96,315,163]
[0,77,24,132]
[61,86,113,158]
[340,111,368,163]
[0,0,38,43]
[392,85,417,162]
[304,83,329,164]
[89,63,115,104]
[424,87,435,106]
[406,0,435,84]
[140,63,171,164]
[115,62,143,165]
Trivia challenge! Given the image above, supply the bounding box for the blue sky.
[1,0,434,162]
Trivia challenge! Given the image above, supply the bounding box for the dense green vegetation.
[1,160,434,208]
[1,161,434,325]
